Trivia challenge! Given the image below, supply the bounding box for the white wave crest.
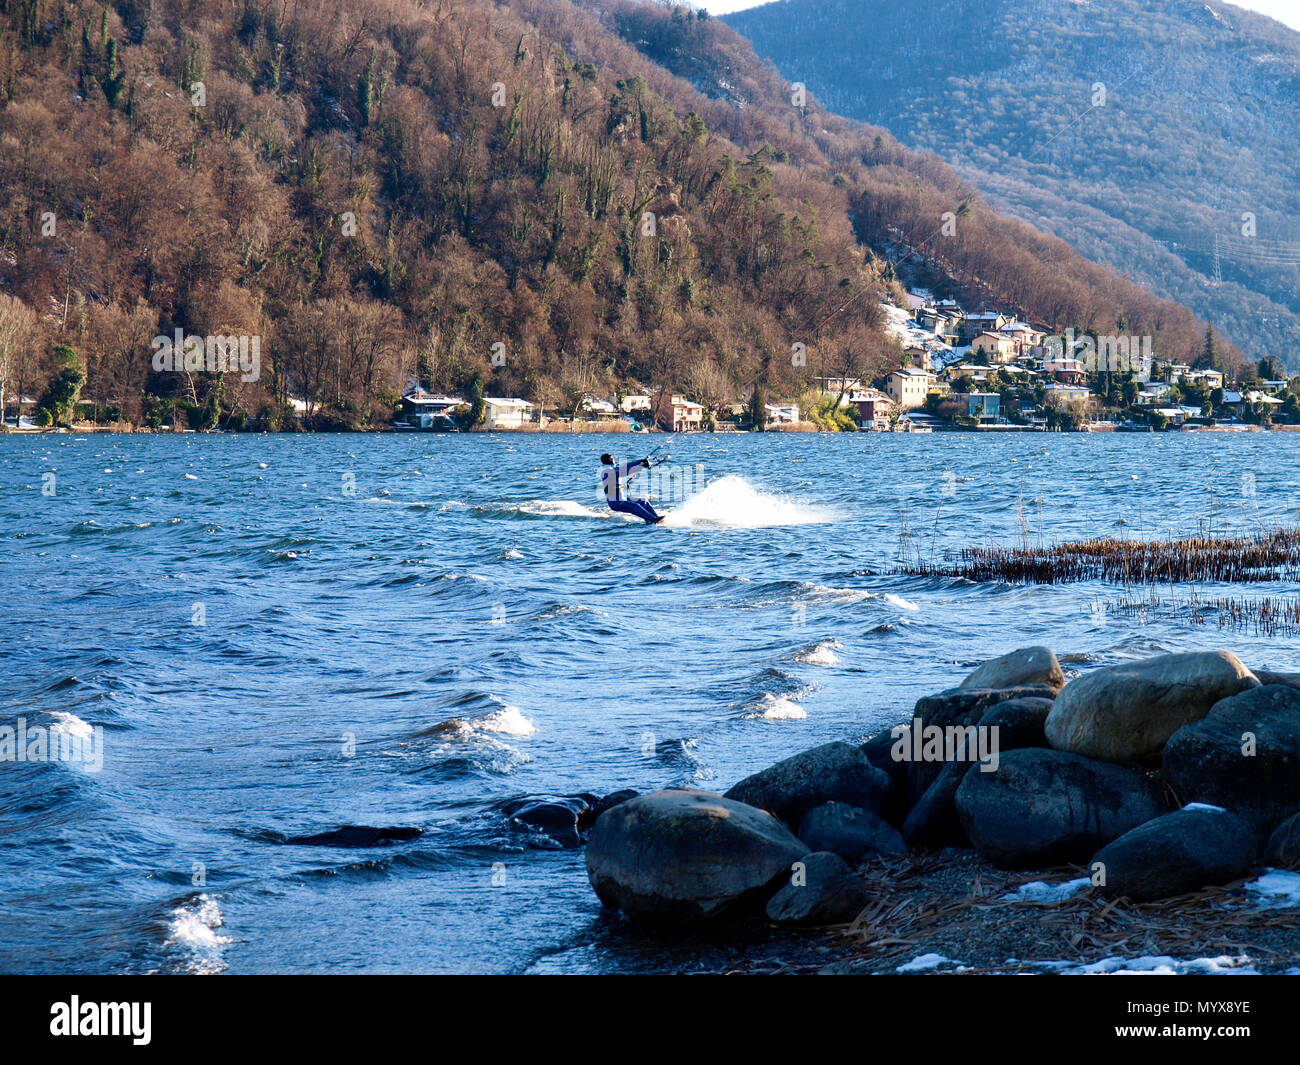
[745,694,808,721]
[796,640,842,666]
[48,711,94,739]
[477,704,537,737]
[661,476,833,528]
[165,895,232,974]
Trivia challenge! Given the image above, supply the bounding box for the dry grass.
[835,854,1296,974]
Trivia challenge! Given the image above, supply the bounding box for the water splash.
[661,476,833,528]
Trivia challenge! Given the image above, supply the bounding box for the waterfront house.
[399,389,463,430]
[620,394,652,414]
[847,388,895,430]
[885,368,936,409]
[483,397,536,429]
[581,396,618,417]
[1043,382,1092,404]
[667,394,705,432]
[1179,369,1225,390]
[962,392,1001,423]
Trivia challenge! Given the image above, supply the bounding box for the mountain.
[0,0,1239,429]
[727,0,1300,367]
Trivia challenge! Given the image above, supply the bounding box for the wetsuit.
[601,458,663,523]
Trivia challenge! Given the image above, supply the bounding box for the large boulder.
[955,748,1167,869]
[585,789,808,925]
[901,760,972,850]
[961,646,1064,692]
[1264,812,1300,867]
[1253,669,1300,691]
[799,802,907,863]
[591,789,639,821]
[1163,684,1300,840]
[859,729,910,826]
[1090,806,1256,902]
[900,698,1054,850]
[978,696,1055,751]
[765,851,870,926]
[907,684,1059,802]
[724,742,889,826]
[1045,652,1258,763]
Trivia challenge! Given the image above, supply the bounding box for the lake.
[2,430,1297,973]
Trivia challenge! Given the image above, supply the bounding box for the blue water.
[2,431,1298,973]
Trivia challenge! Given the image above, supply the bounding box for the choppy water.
[2,431,1298,974]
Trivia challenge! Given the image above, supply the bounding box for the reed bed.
[903,527,1300,585]
[1109,591,1300,637]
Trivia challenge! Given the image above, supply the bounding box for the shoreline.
[581,647,1300,975]
[0,423,1283,436]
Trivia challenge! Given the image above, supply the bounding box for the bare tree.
[0,295,40,427]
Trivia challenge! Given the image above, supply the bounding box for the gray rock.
[1164,684,1300,840]
[901,760,973,850]
[961,646,1064,692]
[591,789,639,821]
[1091,807,1256,902]
[799,802,907,863]
[765,851,870,926]
[955,748,1167,869]
[503,794,594,847]
[897,695,1057,848]
[859,729,910,826]
[284,825,423,848]
[1253,669,1300,691]
[978,696,1055,751]
[1264,812,1300,867]
[1046,651,1259,763]
[585,789,808,925]
[725,741,889,826]
[907,684,1060,802]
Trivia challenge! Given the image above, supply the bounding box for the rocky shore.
[560,646,1300,972]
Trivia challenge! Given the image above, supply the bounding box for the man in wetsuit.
[600,453,663,524]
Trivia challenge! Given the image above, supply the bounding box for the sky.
[700,0,1300,33]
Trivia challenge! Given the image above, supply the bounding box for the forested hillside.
[728,0,1300,366]
[0,0,1239,429]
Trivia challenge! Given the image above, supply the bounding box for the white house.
[484,397,535,429]
[765,403,800,425]
[581,396,617,417]
[667,395,705,432]
[620,394,652,413]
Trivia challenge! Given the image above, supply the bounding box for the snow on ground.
[1001,877,1091,903]
[1243,869,1300,908]
[896,953,966,972]
[1014,955,1260,975]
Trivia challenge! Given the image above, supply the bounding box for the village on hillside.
[390,293,1300,435]
[4,295,1295,435]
